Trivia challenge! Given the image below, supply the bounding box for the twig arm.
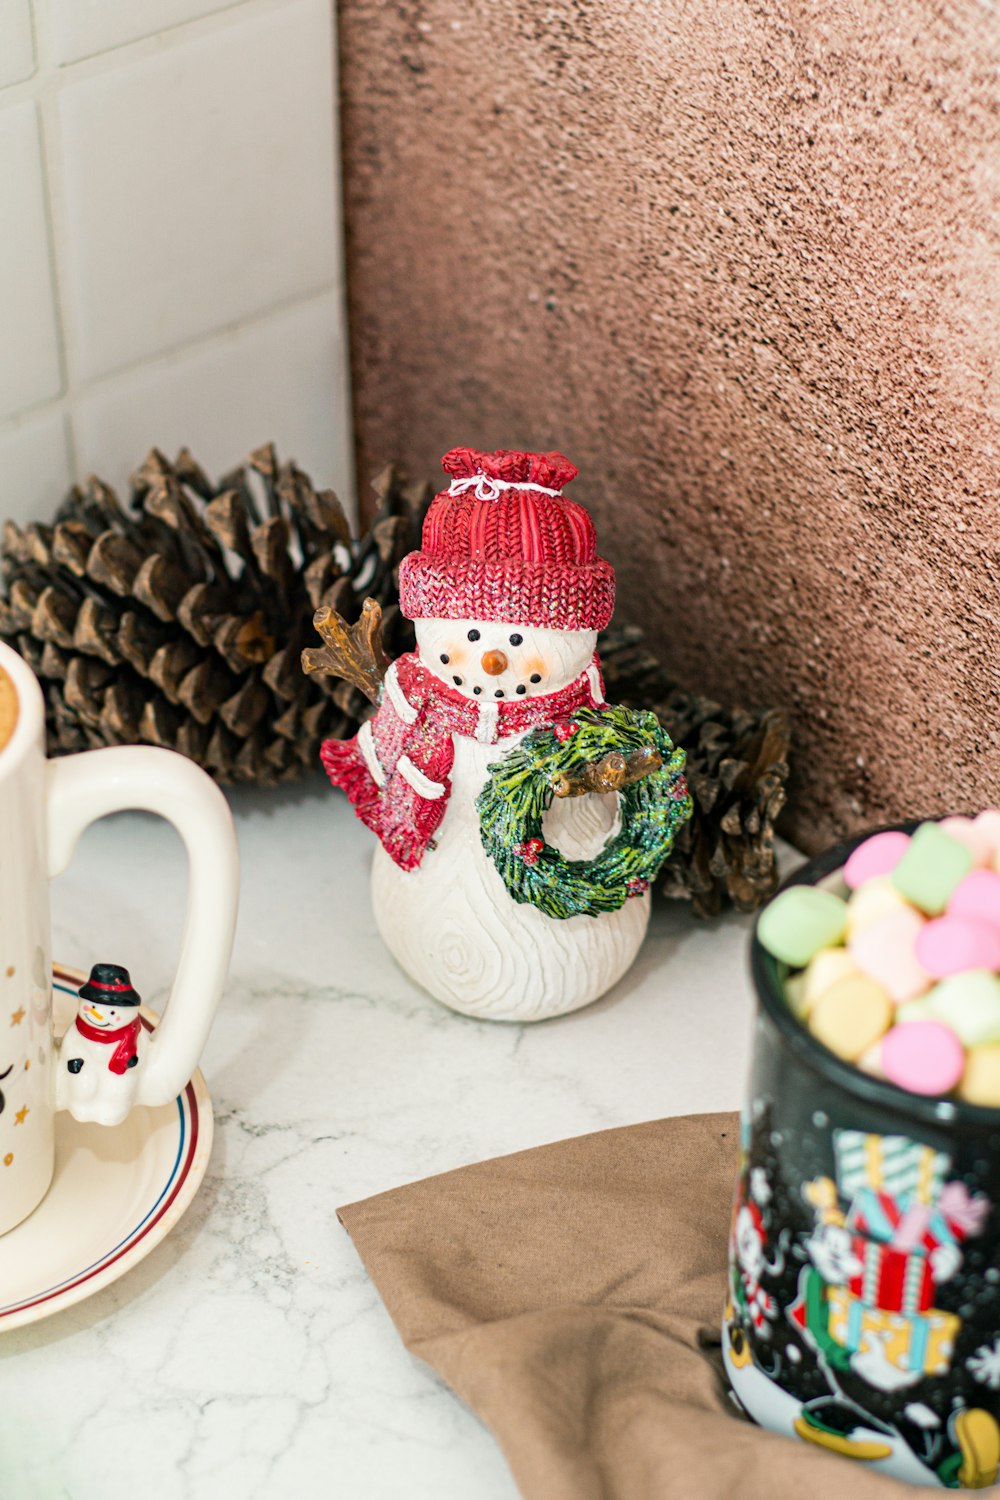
[300,596,388,703]
[551,745,662,799]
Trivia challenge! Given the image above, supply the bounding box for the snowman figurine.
[306,447,691,1022]
[56,963,145,1125]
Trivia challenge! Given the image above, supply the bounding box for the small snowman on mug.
[57,964,145,1126]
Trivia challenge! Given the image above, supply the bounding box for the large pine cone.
[0,446,430,785]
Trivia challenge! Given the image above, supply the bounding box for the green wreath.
[476,705,692,920]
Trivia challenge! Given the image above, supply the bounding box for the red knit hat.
[398,447,616,631]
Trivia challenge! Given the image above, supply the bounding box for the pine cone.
[599,625,791,917]
[0,446,430,785]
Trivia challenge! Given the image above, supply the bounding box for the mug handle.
[46,746,239,1109]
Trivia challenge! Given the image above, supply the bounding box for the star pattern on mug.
[13,1106,28,1126]
[9,1008,24,1026]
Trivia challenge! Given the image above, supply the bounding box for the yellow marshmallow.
[959,1046,1000,1107]
[803,947,862,1012]
[808,975,893,1062]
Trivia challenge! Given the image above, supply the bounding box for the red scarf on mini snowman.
[321,651,606,871]
[75,1015,141,1074]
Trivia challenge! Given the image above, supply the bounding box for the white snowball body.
[56,1007,146,1126]
[370,618,650,1022]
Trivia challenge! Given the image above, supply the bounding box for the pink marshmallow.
[843,830,911,891]
[915,916,1000,978]
[849,907,933,1002]
[948,869,1000,931]
[882,1020,965,1097]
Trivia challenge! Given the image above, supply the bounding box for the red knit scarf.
[321,652,604,871]
[75,1015,141,1074]
[394,654,599,741]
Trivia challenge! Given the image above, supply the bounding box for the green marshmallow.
[897,997,936,1025]
[758,886,848,969]
[925,971,1000,1047]
[891,821,974,915]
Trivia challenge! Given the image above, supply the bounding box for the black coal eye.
[509,633,523,647]
[530,673,542,684]
[440,654,450,664]
[467,629,480,642]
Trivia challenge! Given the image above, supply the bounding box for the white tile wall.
[59,0,338,381]
[0,103,62,419]
[0,409,72,526]
[0,0,353,525]
[0,1,35,89]
[75,290,351,499]
[51,0,241,66]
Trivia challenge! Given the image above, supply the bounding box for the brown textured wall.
[338,0,1000,852]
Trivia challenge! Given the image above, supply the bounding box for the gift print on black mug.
[725,827,1000,1491]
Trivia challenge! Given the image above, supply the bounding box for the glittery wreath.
[476,706,692,920]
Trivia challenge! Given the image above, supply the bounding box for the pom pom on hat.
[399,447,615,631]
[440,446,579,492]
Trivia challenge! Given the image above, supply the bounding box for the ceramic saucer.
[0,962,213,1331]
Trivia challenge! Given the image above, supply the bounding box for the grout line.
[30,0,77,471]
[32,0,83,472]
[70,278,341,400]
[34,99,77,473]
[25,0,40,86]
[0,280,342,436]
[0,0,317,108]
[28,0,50,72]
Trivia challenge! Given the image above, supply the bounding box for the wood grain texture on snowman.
[338,0,1000,853]
[371,736,649,1023]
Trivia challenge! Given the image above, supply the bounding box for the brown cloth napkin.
[339,1112,916,1500]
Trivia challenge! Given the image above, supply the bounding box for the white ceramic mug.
[0,640,239,1236]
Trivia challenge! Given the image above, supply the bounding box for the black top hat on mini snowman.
[64,963,144,1091]
[78,963,141,1008]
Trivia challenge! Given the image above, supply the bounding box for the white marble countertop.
[4,776,786,1500]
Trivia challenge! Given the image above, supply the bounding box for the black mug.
[725,824,1000,1489]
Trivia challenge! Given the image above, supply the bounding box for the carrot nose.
[481,650,508,676]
